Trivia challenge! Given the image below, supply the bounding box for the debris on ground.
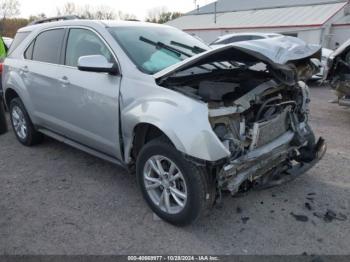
[317,238,323,243]
[236,206,242,214]
[324,210,338,223]
[290,212,309,222]
[306,197,315,202]
[313,210,348,223]
[241,217,250,224]
[305,202,313,211]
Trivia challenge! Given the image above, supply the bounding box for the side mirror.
[77,55,119,75]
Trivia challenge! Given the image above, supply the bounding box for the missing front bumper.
[219,134,326,195]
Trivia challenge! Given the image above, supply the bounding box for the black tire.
[0,97,8,135]
[9,97,43,146]
[136,138,212,226]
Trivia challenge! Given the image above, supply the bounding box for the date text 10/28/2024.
[127,256,220,261]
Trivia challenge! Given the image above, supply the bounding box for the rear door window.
[32,29,65,64]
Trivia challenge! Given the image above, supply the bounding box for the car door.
[52,27,122,159]
[23,28,67,128]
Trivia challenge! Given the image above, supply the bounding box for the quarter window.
[32,29,65,64]
[65,28,114,67]
[24,40,35,59]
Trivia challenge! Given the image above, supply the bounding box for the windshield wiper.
[140,36,192,58]
[140,36,213,72]
[170,40,206,54]
[170,40,228,70]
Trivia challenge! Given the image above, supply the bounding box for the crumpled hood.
[155,36,321,85]
[229,36,321,64]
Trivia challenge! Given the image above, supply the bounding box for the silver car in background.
[210,32,283,48]
[2,19,326,225]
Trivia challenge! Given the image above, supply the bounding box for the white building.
[167,0,350,49]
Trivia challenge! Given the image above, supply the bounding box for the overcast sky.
[18,0,215,20]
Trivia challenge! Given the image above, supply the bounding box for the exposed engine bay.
[157,38,326,195]
[207,79,320,194]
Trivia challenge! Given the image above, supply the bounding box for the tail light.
[0,63,3,74]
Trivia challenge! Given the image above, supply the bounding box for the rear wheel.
[136,138,212,226]
[0,97,7,135]
[9,98,43,146]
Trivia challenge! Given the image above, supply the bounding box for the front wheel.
[136,138,212,226]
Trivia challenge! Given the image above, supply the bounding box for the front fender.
[121,88,230,163]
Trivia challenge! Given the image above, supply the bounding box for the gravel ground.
[0,86,349,255]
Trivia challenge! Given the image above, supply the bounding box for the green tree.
[0,0,20,35]
[146,7,182,24]
[0,0,20,19]
[29,13,47,23]
[56,2,137,21]
[0,18,29,37]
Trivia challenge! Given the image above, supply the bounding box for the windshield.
[108,26,210,74]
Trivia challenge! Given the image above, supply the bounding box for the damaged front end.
[156,37,326,195]
[325,40,350,107]
[210,80,326,194]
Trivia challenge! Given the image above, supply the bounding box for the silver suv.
[2,19,326,225]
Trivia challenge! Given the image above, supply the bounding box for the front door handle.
[59,76,70,86]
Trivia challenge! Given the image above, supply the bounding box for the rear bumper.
[218,132,326,194]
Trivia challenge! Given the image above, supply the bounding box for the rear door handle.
[59,76,70,86]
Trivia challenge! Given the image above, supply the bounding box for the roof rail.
[29,15,80,25]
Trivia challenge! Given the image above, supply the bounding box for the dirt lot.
[0,86,349,255]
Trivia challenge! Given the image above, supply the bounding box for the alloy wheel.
[143,155,188,214]
[11,105,28,140]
